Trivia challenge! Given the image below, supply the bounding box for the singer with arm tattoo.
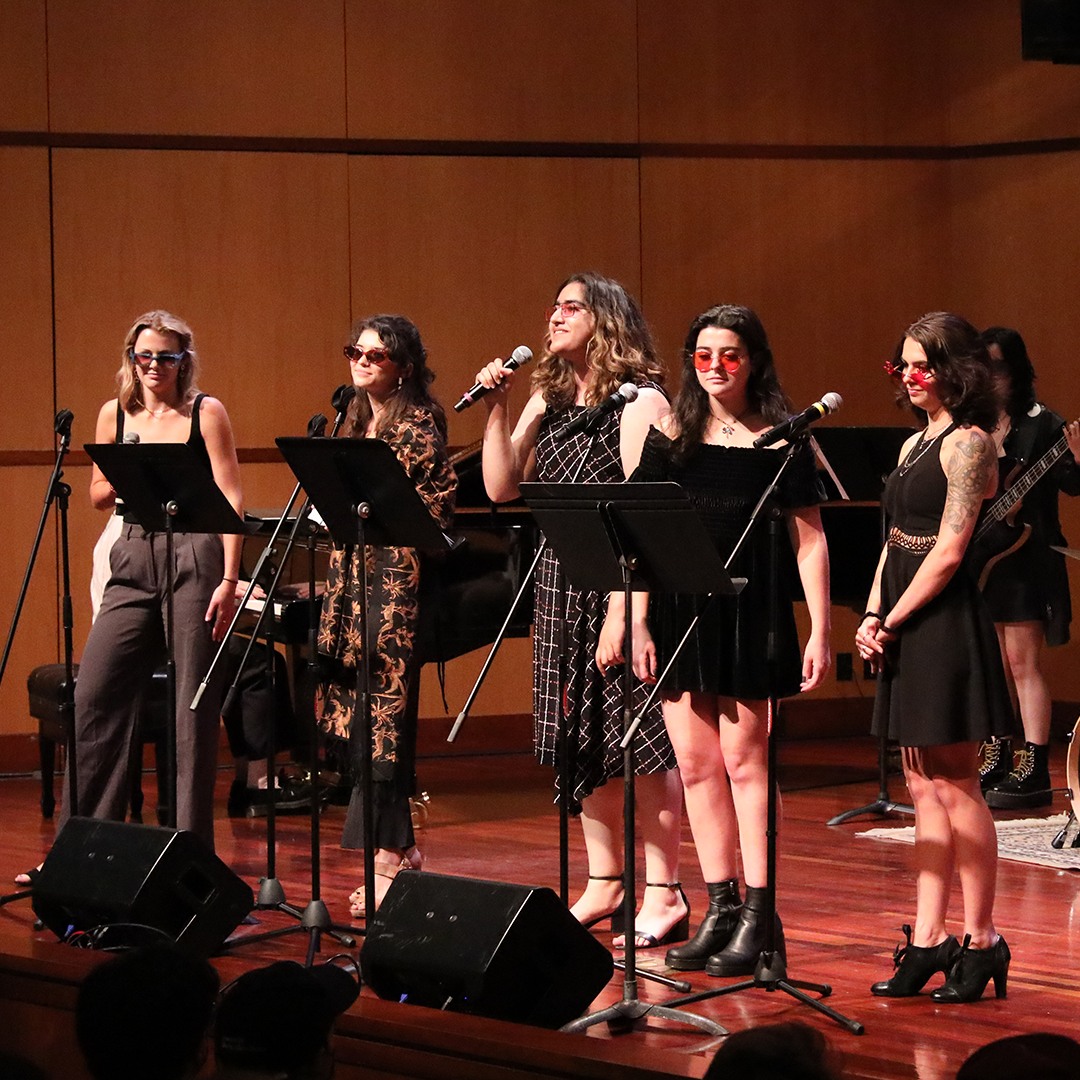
[316,315,456,917]
[61,311,242,851]
[859,312,1015,1003]
[629,304,831,975]
[472,271,686,949]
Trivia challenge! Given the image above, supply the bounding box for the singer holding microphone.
[628,304,831,975]
[472,272,688,950]
[859,312,1013,1003]
[65,310,242,852]
[317,314,456,917]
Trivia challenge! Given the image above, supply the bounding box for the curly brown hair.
[530,272,664,408]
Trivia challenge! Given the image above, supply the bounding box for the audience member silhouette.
[956,1032,1080,1080]
[703,1021,842,1080]
[75,944,219,1080]
[213,960,360,1079]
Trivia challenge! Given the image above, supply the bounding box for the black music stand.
[520,481,738,1037]
[276,436,452,924]
[85,441,249,828]
[813,427,914,827]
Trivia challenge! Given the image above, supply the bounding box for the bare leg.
[716,697,771,889]
[1001,621,1051,745]
[570,782,625,923]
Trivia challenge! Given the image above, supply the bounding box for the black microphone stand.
[645,438,863,1036]
[0,410,76,911]
[220,390,358,958]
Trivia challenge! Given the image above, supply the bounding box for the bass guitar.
[971,428,1073,590]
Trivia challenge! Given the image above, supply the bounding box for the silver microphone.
[454,346,533,412]
[560,383,639,439]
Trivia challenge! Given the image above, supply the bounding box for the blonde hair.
[531,272,664,408]
[117,310,200,414]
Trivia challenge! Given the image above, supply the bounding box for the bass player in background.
[978,326,1080,809]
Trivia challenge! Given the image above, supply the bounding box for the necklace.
[899,424,949,475]
[709,410,746,438]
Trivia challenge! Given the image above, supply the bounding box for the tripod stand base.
[667,949,864,1036]
[561,996,728,1037]
[222,881,358,953]
[827,797,914,827]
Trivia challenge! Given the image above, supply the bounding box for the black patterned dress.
[317,405,456,849]
[631,428,825,699]
[871,426,1015,747]
[533,395,676,812]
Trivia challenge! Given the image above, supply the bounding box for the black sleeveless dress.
[632,427,825,700]
[871,426,1015,747]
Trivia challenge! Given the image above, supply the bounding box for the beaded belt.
[887,526,936,554]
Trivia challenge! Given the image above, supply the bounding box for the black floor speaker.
[360,871,614,1028]
[32,817,253,956]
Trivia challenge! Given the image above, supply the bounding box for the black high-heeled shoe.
[625,881,691,949]
[666,879,741,970]
[930,934,1010,1003]
[578,874,625,932]
[871,924,961,997]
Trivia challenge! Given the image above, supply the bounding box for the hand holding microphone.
[455,346,533,412]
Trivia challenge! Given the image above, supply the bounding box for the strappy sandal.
[577,873,626,932]
[614,881,691,949]
[348,848,421,917]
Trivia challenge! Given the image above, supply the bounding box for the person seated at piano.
[628,304,831,976]
[73,310,242,851]
[317,314,456,916]
[473,272,688,950]
[977,326,1080,809]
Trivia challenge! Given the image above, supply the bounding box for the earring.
[397,376,403,390]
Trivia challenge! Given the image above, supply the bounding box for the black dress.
[632,428,825,700]
[532,397,675,812]
[981,404,1080,646]
[871,426,1015,747]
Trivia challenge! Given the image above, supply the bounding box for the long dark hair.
[670,304,792,461]
[981,325,1036,417]
[531,272,664,408]
[891,311,998,433]
[344,314,447,440]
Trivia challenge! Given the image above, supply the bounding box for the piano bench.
[28,663,169,823]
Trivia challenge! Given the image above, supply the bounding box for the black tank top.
[114,392,213,475]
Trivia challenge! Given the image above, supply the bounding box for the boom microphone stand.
[0,409,76,911]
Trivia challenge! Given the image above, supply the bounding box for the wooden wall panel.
[345,0,637,142]
[0,1,48,131]
[0,469,65,736]
[349,155,643,449]
[46,0,347,138]
[640,156,950,425]
[942,0,1080,144]
[50,148,352,453]
[638,0,948,147]
[0,147,54,451]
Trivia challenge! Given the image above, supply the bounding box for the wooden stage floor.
[1,735,1079,1079]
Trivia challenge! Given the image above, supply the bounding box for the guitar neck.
[981,432,1070,530]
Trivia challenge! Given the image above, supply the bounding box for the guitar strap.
[1008,405,1043,469]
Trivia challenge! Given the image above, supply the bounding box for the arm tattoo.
[943,432,994,534]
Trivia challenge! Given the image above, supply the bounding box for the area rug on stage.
[857,814,1080,871]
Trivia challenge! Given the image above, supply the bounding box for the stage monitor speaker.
[32,817,253,956]
[360,871,613,1029]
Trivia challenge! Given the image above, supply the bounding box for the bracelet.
[222,577,238,584]
[861,610,881,622]
[882,622,899,634]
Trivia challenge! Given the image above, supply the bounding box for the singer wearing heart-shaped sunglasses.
[317,314,456,917]
[626,304,832,977]
[860,312,1014,1003]
[472,271,688,951]
[65,311,242,857]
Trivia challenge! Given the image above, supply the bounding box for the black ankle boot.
[985,742,1052,809]
[665,880,741,971]
[930,934,1010,1003]
[870,924,961,997]
[978,738,1012,791]
[704,885,784,977]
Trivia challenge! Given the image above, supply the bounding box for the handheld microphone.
[331,383,356,415]
[454,346,533,412]
[122,431,140,444]
[752,392,842,449]
[560,383,639,439]
[307,412,328,438]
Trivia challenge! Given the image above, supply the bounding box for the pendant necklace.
[900,423,949,475]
